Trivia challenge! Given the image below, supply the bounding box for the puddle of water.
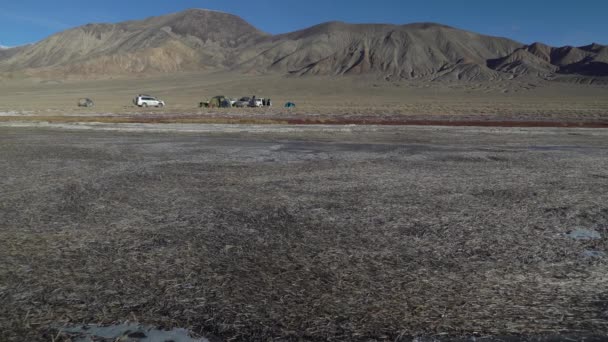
[582,250,606,259]
[566,229,602,240]
[528,145,581,151]
[61,323,209,342]
[528,145,604,154]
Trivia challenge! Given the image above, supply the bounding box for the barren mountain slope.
[552,45,608,76]
[236,22,523,81]
[0,45,27,60]
[0,9,268,75]
[487,48,558,77]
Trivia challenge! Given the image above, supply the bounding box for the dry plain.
[1,123,608,341]
[1,73,608,123]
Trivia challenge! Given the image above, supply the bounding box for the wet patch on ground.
[60,323,209,342]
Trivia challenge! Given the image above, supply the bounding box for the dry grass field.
[1,73,607,122]
[1,125,608,341]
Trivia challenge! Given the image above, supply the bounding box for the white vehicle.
[249,98,263,107]
[133,94,165,108]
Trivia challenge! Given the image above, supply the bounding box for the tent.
[284,102,296,108]
[220,99,232,108]
[77,98,94,107]
[207,95,232,108]
[208,96,223,108]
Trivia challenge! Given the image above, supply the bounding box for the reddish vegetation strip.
[284,117,608,128]
[2,115,608,128]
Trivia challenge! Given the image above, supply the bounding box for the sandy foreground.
[1,123,608,341]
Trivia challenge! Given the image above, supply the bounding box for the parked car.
[249,98,263,107]
[133,94,165,108]
[234,97,250,108]
[234,101,249,108]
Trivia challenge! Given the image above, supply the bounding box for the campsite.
[199,95,273,108]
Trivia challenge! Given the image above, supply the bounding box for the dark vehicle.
[234,97,251,108]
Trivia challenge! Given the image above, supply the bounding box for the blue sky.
[1,0,606,47]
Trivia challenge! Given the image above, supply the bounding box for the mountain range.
[0,9,606,83]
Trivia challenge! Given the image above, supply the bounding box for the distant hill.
[0,9,606,83]
[488,42,608,79]
[0,44,27,61]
